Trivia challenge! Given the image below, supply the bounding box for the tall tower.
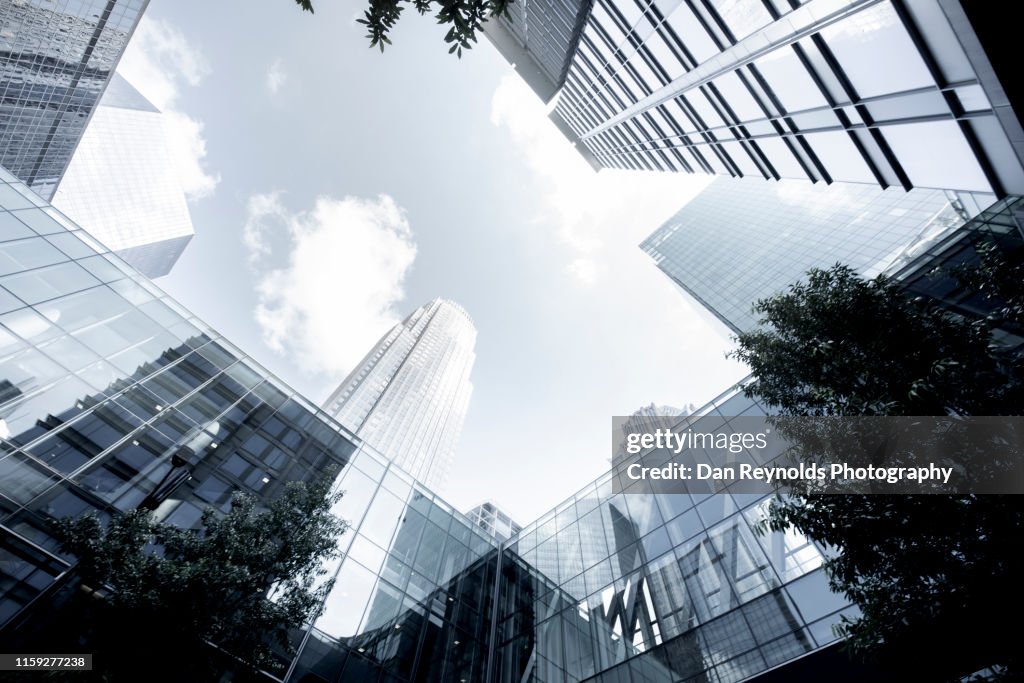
[52,74,195,278]
[0,0,148,200]
[640,177,985,334]
[322,299,476,490]
[486,0,1024,197]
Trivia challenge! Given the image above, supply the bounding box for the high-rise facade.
[640,176,991,333]
[494,0,1024,197]
[322,299,476,492]
[0,0,148,200]
[51,74,195,279]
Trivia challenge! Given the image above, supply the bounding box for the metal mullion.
[802,32,910,188]
[889,0,1004,196]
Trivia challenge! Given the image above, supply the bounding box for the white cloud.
[243,192,289,262]
[490,75,710,285]
[567,258,600,286]
[266,59,288,94]
[243,193,417,377]
[116,17,220,200]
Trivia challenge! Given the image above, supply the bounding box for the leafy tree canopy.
[731,262,1023,680]
[731,264,1022,417]
[43,479,346,681]
[294,0,512,56]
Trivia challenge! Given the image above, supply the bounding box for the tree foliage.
[731,264,1022,417]
[294,0,513,56]
[731,263,1024,680]
[45,479,346,681]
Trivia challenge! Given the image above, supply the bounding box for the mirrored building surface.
[52,73,195,279]
[499,0,1024,196]
[322,299,476,492]
[290,384,853,683]
[640,177,992,334]
[0,0,147,200]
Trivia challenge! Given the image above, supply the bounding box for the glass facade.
[0,0,147,200]
[528,0,1024,196]
[290,384,851,683]
[322,299,476,492]
[52,74,195,279]
[0,164,360,647]
[640,176,991,333]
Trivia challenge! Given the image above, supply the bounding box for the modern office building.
[640,176,991,334]
[493,0,1024,197]
[1,167,907,682]
[51,74,195,279]
[0,0,148,200]
[465,500,522,542]
[322,299,476,492]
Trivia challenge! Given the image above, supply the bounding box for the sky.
[117,0,749,524]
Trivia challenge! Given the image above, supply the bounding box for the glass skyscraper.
[0,0,148,200]
[51,73,195,279]
[640,176,991,334]
[494,0,1024,197]
[322,299,476,492]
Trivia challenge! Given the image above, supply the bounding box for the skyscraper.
[491,0,1024,196]
[640,176,989,334]
[51,74,195,278]
[322,299,476,491]
[0,0,148,200]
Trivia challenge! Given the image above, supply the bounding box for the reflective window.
[819,2,934,99]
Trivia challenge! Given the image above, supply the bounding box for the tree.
[730,264,1024,680]
[41,479,347,682]
[293,0,512,56]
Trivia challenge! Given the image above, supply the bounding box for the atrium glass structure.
[518,0,1024,196]
[640,176,990,334]
[290,384,851,683]
[466,500,522,542]
[0,0,147,200]
[0,165,859,682]
[52,74,195,278]
[322,299,477,492]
